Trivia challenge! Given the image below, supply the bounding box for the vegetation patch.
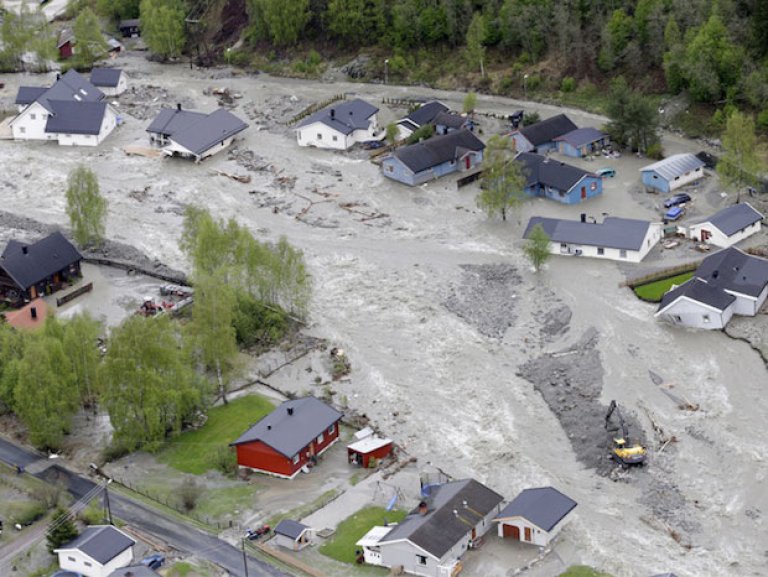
[266,488,341,530]
[195,485,258,520]
[319,506,407,564]
[558,566,614,577]
[159,394,275,474]
[634,272,694,302]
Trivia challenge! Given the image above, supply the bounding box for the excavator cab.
[605,401,647,467]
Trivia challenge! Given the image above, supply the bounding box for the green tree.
[385,122,399,144]
[598,9,633,72]
[73,8,108,68]
[662,16,686,93]
[717,110,762,192]
[66,165,107,248]
[102,316,206,452]
[140,0,186,60]
[249,0,310,46]
[28,10,58,72]
[0,323,26,414]
[47,508,79,553]
[464,12,486,76]
[462,91,477,114]
[63,313,103,410]
[476,135,527,221]
[326,0,377,45]
[97,0,140,23]
[523,223,551,271]
[605,76,659,153]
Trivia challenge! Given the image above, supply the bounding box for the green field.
[159,394,275,474]
[633,272,694,302]
[559,566,614,577]
[319,506,407,564]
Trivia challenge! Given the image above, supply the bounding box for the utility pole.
[104,479,113,525]
[241,538,249,577]
[384,59,389,85]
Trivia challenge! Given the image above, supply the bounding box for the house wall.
[59,42,73,59]
[349,442,393,468]
[381,156,418,186]
[57,546,133,577]
[297,115,378,150]
[165,135,237,161]
[12,103,54,141]
[526,175,602,205]
[100,75,127,97]
[275,533,310,551]
[689,220,761,248]
[510,132,533,153]
[656,297,731,330]
[550,242,644,263]
[236,421,340,479]
[56,107,116,147]
[557,138,607,158]
[724,291,760,317]
[643,165,704,193]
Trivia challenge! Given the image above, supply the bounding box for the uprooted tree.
[66,165,108,248]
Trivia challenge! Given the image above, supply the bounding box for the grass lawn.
[158,394,275,474]
[634,272,694,302]
[559,566,614,577]
[195,485,258,519]
[319,506,407,564]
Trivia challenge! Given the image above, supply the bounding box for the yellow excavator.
[605,400,647,467]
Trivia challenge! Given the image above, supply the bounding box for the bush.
[14,502,46,526]
[233,293,289,349]
[177,478,202,512]
[101,440,131,463]
[523,112,541,126]
[213,446,238,476]
[561,76,577,93]
[526,74,542,91]
[646,141,664,159]
[406,124,435,144]
[757,109,768,133]
[78,501,104,525]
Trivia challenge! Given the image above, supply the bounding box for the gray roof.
[495,487,577,532]
[517,114,577,147]
[274,519,310,540]
[405,101,448,127]
[146,108,207,136]
[108,566,159,577]
[91,68,123,88]
[297,98,378,135]
[695,247,768,298]
[554,127,607,148]
[56,525,135,565]
[169,108,248,155]
[45,101,108,135]
[230,396,343,458]
[35,70,105,113]
[658,277,736,312]
[380,479,503,559]
[702,203,763,236]
[392,129,485,173]
[640,153,705,181]
[15,86,47,105]
[650,574,678,577]
[433,111,466,129]
[119,19,140,28]
[523,216,652,251]
[516,152,595,192]
[0,232,82,290]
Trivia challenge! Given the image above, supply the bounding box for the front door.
[30,286,37,299]
[701,229,711,241]
[581,186,587,199]
[465,155,471,169]
[524,527,532,541]
[503,524,520,539]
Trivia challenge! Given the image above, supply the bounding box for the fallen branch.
[209,169,251,184]
[295,193,333,221]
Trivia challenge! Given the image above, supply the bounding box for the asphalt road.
[0,437,290,577]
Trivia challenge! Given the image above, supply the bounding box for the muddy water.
[1,56,767,576]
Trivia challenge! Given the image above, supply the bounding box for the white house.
[91,68,128,97]
[396,100,448,140]
[273,519,312,551]
[146,105,248,161]
[55,525,135,577]
[656,248,768,329]
[494,487,577,547]
[356,479,503,577]
[11,70,117,146]
[640,153,706,193]
[523,215,663,263]
[686,203,763,248]
[296,98,379,150]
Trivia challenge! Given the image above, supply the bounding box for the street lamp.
[226,47,231,66]
[384,59,389,85]
[523,74,529,101]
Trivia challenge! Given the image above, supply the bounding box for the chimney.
[287,407,294,416]
[31,307,37,320]
[267,425,271,430]
[330,109,335,119]
[418,501,428,516]
[712,270,719,279]
[22,246,28,255]
[177,103,182,111]
[580,213,586,223]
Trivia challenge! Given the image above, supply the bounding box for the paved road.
[0,437,290,577]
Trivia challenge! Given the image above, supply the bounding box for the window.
[332,135,338,141]
[292,454,300,464]
[317,133,322,140]
[619,249,627,259]
[67,557,76,562]
[317,433,324,444]
[703,314,710,323]
[19,127,26,134]
[673,315,682,323]
[597,248,604,256]
[328,424,335,435]
[74,94,82,101]
[30,113,36,120]
[674,176,680,180]
[84,562,92,567]
[416,555,427,566]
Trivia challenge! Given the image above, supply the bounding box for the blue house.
[434,111,473,135]
[554,127,609,158]
[640,153,706,193]
[516,152,602,204]
[382,129,485,186]
[509,114,577,153]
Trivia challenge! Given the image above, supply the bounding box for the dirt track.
[1,54,768,577]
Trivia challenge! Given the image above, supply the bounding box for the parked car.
[596,167,616,178]
[665,206,685,221]
[141,553,166,570]
[362,140,384,150]
[245,525,271,540]
[51,572,84,577]
[663,193,691,208]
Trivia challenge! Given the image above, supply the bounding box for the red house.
[231,397,343,479]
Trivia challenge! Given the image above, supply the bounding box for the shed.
[495,487,577,547]
[433,111,471,135]
[554,127,609,158]
[640,153,705,193]
[118,19,141,37]
[347,429,393,467]
[687,203,763,248]
[58,29,75,59]
[273,519,312,551]
[55,525,135,577]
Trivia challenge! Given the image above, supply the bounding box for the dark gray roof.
[146,108,207,136]
[658,278,735,312]
[230,396,343,458]
[0,232,82,290]
[380,479,503,559]
[15,86,47,105]
[640,153,705,180]
[392,129,485,173]
[554,127,607,148]
[433,111,466,129]
[36,70,105,113]
[523,216,652,251]
[297,98,378,135]
[274,519,309,539]
[516,152,595,192]
[108,566,159,577]
[169,108,248,155]
[56,525,135,564]
[45,101,107,135]
[397,119,419,133]
[495,487,577,532]
[405,101,448,127]
[696,247,768,298]
[518,114,577,146]
[119,19,140,28]
[650,574,678,577]
[91,68,123,88]
[704,203,763,236]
